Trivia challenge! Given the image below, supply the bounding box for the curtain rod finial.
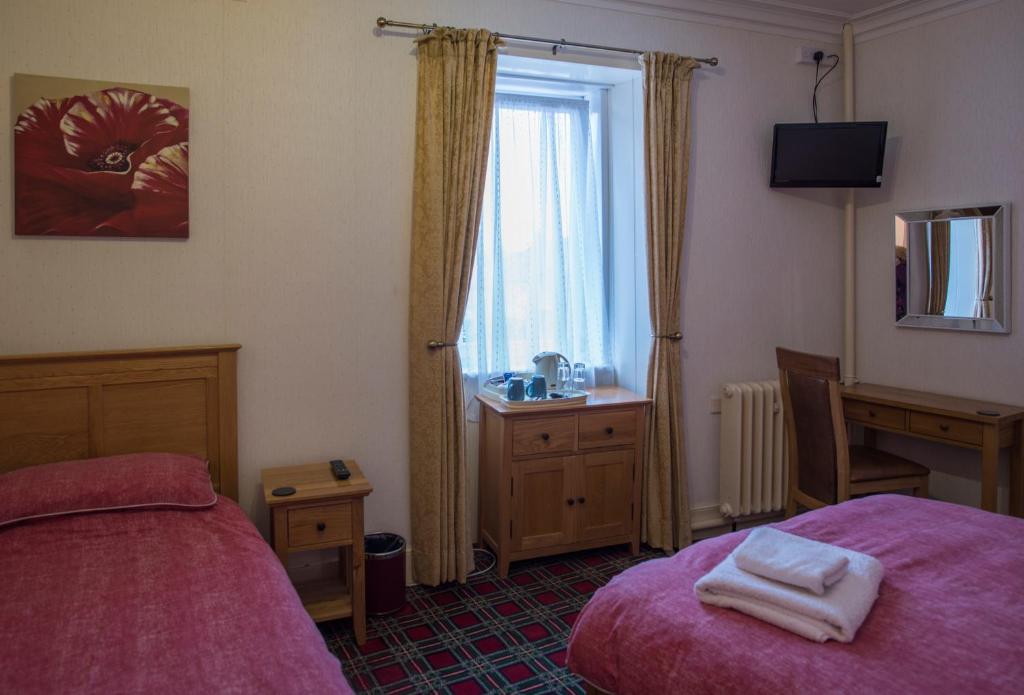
[376,17,387,28]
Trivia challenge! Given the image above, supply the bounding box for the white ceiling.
[750,0,899,17]
[551,0,994,42]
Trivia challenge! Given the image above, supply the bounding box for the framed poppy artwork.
[13,73,189,238]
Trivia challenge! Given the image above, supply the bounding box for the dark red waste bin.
[365,533,406,615]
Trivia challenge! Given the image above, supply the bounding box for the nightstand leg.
[272,507,289,566]
[338,546,353,593]
[352,501,366,645]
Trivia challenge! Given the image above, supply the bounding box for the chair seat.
[849,445,929,483]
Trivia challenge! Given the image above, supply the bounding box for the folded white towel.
[695,540,884,643]
[733,527,850,595]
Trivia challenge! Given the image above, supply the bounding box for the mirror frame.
[895,203,1011,334]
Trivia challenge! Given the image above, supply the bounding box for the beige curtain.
[408,28,500,586]
[926,220,951,315]
[641,52,700,552]
[974,217,994,319]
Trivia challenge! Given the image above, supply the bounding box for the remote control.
[330,459,351,480]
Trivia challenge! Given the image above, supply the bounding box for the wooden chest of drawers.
[477,387,650,577]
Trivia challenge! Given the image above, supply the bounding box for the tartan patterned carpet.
[319,545,664,694]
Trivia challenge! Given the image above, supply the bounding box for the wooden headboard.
[0,344,241,500]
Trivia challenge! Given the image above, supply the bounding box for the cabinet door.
[513,456,576,551]
[576,450,635,542]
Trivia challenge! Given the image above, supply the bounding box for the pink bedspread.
[568,495,1024,694]
[0,497,353,695]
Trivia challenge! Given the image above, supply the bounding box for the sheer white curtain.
[461,92,610,409]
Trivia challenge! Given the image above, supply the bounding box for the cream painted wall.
[0,0,843,543]
[854,0,1024,511]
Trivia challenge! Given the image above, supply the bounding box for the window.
[943,219,981,318]
[460,81,610,377]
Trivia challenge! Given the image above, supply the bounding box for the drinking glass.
[572,362,586,392]
[557,362,570,391]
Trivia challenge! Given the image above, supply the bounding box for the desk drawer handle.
[605,426,615,435]
[567,498,575,506]
[867,410,877,418]
[540,433,550,441]
[316,521,326,532]
[939,424,950,432]
[577,496,586,504]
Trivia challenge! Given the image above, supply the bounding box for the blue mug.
[506,377,525,401]
[526,375,547,399]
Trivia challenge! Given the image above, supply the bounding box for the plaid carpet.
[319,545,663,694]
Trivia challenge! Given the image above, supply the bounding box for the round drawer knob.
[868,410,876,418]
[541,433,550,441]
[567,498,575,506]
[605,426,614,435]
[316,521,326,532]
[577,497,586,504]
[939,424,950,432]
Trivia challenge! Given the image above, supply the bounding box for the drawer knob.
[541,433,550,441]
[567,498,575,506]
[868,410,877,418]
[316,521,326,532]
[605,426,614,435]
[577,496,586,504]
[939,424,950,432]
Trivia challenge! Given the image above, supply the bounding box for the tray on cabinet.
[478,385,589,409]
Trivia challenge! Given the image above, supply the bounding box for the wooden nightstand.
[262,461,373,645]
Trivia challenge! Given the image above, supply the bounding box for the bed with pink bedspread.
[0,456,352,695]
[568,495,1024,694]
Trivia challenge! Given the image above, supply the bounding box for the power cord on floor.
[468,547,496,578]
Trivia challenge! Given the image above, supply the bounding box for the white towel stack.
[734,527,850,595]
[695,527,884,643]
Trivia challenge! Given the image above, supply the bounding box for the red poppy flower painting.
[13,74,189,238]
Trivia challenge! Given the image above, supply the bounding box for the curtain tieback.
[427,340,459,349]
[651,331,683,341]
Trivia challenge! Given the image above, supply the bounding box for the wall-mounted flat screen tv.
[770,121,888,188]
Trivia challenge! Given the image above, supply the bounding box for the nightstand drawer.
[578,409,638,449]
[910,412,983,446]
[288,503,353,548]
[512,416,576,457]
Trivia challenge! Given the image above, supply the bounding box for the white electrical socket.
[797,46,825,64]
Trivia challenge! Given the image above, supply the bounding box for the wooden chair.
[777,347,929,517]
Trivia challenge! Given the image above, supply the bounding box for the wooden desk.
[262,461,373,644]
[842,383,1024,516]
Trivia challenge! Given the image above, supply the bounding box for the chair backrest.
[776,347,849,506]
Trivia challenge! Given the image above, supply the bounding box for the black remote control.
[330,459,351,480]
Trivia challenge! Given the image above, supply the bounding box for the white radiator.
[719,381,788,517]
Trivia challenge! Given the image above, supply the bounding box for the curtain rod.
[376,17,720,67]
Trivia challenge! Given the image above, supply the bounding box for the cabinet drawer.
[909,412,983,446]
[844,401,906,431]
[512,416,576,457]
[288,503,353,548]
[578,409,638,449]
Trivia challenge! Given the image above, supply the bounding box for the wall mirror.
[895,204,1010,333]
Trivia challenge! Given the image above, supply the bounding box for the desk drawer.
[288,503,353,548]
[909,412,984,446]
[844,401,906,431]
[512,416,576,457]
[578,409,638,449]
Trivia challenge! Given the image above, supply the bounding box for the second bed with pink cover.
[0,472,353,695]
[568,495,1024,694]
